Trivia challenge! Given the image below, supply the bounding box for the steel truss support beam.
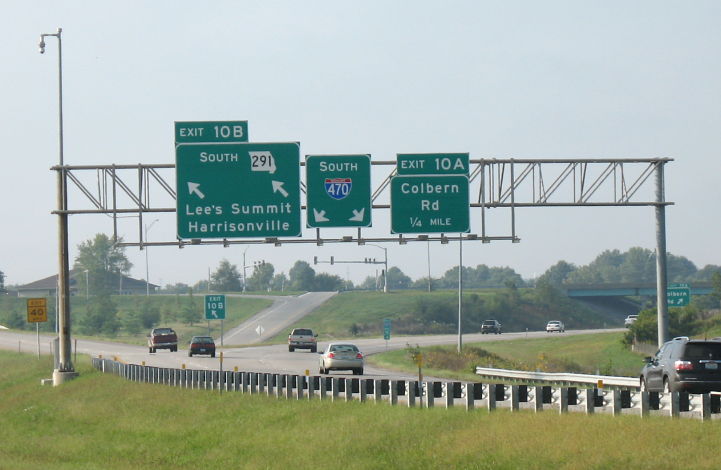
[52,158,672,248]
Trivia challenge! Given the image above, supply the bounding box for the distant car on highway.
[319,342,364,375]
[481,320,502,334]
[546,321,565,333]
[624,315,639,327]
[288,328,318,352]
[148,327,178,353]
[188,336,215,357]
[640,337,721,393]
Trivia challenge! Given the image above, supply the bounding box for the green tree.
[270,273,288,292]
[386,266,412,289]
[619,247,655,283]
[74,234,132,296]
[289,261,315,291]
[711,272,721,308]
[538,261,577,287]
[359,275,381,290]
[162,283,191,294]
[0,269,5,293]
[79,295,120,336]
[313,273,344,291]
[247,263,274,291]
[120,309,144,334]
[692,265,721,282]
[180,289,202,326]
[211,259,242,292]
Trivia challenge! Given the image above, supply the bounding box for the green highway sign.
[176,142,301,239]
[383,318,391,340]
[175,121,248,144]
[391,175,469,234]
[305,154,371,228]
[396,153,469,175]
[667,287,690,307]
[205,294,226,320]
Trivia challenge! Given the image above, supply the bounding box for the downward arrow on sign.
[313,208,329,222]
[349,208,365,222]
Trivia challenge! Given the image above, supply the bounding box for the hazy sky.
[2,1,720,288]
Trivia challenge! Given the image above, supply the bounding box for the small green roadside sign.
[306,154,371,228]
[205,295,226,320]
[390,175,469,234]
[175,121,248,144]
[667,284,690,307]
[383,318,391,340]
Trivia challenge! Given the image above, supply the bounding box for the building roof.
[16,269,158,291]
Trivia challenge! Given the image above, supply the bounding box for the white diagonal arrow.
[349,208,365,222]
[188,182,205,199]
[211,310,218,319]
[272,180,289,197]
[313,208,329,222]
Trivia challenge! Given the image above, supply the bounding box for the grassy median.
[1,350,720,469]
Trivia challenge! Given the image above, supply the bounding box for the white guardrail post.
[91,358,721,422]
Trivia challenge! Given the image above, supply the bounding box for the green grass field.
[1,295,273,347]
[267,290,498,343]
[2,350,720,469]
[369,332,647,380]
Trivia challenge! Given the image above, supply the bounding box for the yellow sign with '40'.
[26,298,48,323]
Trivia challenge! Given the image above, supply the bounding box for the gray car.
[319,342,364,375]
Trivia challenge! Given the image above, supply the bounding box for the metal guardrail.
[475,366,640,389]
[92,357,721,421]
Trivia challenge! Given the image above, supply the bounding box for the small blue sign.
[324,178,352,200]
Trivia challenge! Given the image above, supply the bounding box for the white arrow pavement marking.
[272,180,289,197]
[349,208,365,222]
[313,208,329,222]
[188,182,205,199]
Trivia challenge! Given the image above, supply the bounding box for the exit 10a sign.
[396,153,469,175]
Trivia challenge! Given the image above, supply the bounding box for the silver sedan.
[319,342,364,375]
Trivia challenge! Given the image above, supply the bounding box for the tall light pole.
[242,246,250,293]
[144,219,159,296]
[84,269,89,299]
[366,244,388,293]
[40,27,76,385]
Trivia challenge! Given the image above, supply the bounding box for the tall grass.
[1,351,720,469]
[369,332,646,380]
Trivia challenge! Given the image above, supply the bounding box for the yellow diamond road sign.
[26,298,48,323]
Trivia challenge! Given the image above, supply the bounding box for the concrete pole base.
[53,369,79,386]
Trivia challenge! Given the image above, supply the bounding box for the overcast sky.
[2,1,720,288]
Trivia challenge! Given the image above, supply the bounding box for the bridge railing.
[91,356,721,421]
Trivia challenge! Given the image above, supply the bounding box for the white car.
[624,315,639,327]
[319,342,364,375]
[546,321,565,333]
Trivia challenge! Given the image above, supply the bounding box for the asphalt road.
[220,291,337,346]
[0,325,625,381]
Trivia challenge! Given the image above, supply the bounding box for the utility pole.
[40,27,77,385]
